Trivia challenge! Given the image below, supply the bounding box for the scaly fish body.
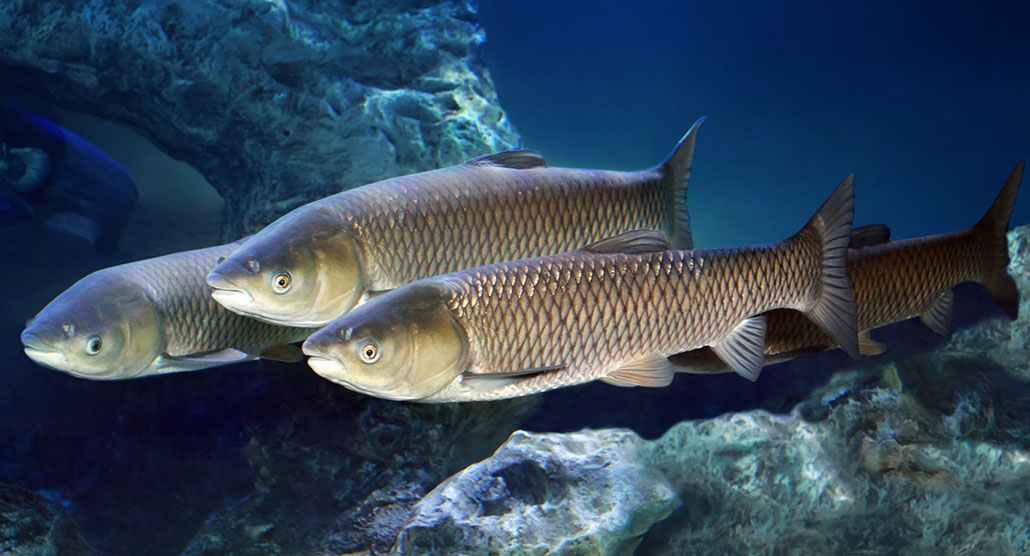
[302,177,859,402]
[670,162,1024,372]
[207,121,702,328]
[21,242,313,380]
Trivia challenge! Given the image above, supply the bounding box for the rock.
[0,483,99,556]
[180,385,541,556]
[393,429,678,556]
[0,0,519,239]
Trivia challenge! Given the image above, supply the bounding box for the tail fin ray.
[799,174,859,357]
[976,161,1023,319]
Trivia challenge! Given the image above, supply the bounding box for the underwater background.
[1,1,1029,555]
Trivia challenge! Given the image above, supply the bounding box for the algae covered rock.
[393,429,678,556]
[0,0,519,238]
[0,484,99,556]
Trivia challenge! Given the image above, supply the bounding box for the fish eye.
[272,272,292,294]
[85,335,103,355]
[359,342,380,364]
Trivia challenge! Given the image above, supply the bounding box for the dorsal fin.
[660,117,705,250]
[580,230,669,255]
[466,150,547,170]
[850,224,891,248]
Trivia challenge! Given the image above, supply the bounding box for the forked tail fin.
[795,174,859,357]
[660,117,705,250]
[974,161,1023,319]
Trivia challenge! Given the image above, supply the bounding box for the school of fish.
[20,118,1025,404]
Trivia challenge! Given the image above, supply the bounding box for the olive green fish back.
[338,163,676,289]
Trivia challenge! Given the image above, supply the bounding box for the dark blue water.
[480,0,1030,247]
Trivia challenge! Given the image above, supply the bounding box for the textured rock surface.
[180,389,540,556]
[0,0,519,238]
[394,429,678,556]
[0,483,98,556]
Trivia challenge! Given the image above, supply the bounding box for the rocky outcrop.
[393,429,678,556]
[0,484,99,556]
[0,0,519,238]
[180,389,540,556]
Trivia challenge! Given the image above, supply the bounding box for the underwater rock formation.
[0,0,519,238]
[394,429,678,556]
[180,387,540,556]
[0,483,98,556]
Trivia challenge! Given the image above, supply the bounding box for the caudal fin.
[796,174,859,357]
[974,161,1023,319]
[660,117,705,250]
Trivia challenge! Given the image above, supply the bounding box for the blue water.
[480,0,1030,247]
[1,2,1028,555]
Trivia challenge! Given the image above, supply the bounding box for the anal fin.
[919,289,954,336]
[858,331,887,356]
[602,354,674,387]
[710,316,767,381]
[158,348,253,372]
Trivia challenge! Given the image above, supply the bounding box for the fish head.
[207,205,367,327]
[301,284,469,401]
[21,271,165,379]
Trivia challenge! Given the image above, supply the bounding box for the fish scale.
[768,230,989,352]
[344,166,670,290]
[670,162,1023,370]
[119,243,312,357]
[423,243,824,402]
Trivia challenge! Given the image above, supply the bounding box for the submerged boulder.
[393,429,678,556]
[0,484,98,556]
[0,0,519,238]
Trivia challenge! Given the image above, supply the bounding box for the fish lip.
[210,287,255,307]
[20,332,55,353]
[21,333,69,369]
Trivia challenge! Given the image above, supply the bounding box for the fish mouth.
[306,355,346,377]
[210,287,255,309]
[20,333,69,370]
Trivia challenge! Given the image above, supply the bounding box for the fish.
[20,241,314,380]
[206,119,705,328]
[300,175,859,402]
[1,105,139,254]
[668,161,1024,373]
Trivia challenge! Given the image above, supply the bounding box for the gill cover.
[303,285,469,400]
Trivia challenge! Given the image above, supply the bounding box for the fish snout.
[20,331,50,351]
[20,331,69,369]
[302,337,347,376]
[207,270,255,307]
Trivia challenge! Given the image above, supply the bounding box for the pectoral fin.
[259,344,304,363]
[460,365,564,394]
[160,348,253,371]
[710,316,767,381]
[602,354,675,387]
[919,290,954,336]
